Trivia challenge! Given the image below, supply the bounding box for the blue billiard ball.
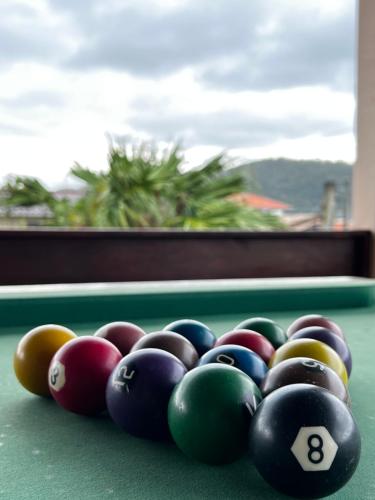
[198,344,268,387]
[163,319,216,356]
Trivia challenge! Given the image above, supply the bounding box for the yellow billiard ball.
[269,338,348,385]
[14,324,77,397]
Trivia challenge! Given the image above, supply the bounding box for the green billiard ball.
[235,317,287,348]
[168,364,258,465]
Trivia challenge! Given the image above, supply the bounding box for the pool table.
[0,277,374,500]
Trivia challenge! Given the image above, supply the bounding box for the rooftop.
[229,193,292,211]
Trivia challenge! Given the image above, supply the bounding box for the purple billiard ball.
[106,348,187,440]
[288,327,352,377]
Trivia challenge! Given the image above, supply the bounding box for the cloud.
[199,2,355,92]
[0,1,355,91]
[0,90,66,110]
[0,122,37,136]
[0,84,68,139]
[128,94,352,149]
[0,1,77,68]
[65,1,263,77]
[57,0,355,91]
[0,0,356,183]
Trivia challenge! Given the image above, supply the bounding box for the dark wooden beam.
[0,229,371,285]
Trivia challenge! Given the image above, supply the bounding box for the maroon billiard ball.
[48,337,122,415]
[260,357,350,404]
[130,331,199,370]
[287,314,345,342]
[94,321,146,356]
[215,330,275,364]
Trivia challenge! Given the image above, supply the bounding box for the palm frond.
[1,176,54,207]
[0,141,285,230]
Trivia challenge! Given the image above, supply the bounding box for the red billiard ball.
[48,337,122,415]
[215,330,275,364]
[287,314,345,342]
[94,321,146,356]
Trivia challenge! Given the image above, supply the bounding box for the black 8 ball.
[249,384,361,499]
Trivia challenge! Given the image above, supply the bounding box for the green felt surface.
[0,279,374,499]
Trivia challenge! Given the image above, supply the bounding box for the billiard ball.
[235,317,287,348]
[215,329,275,364]
[287,314,345,342]
[198,344,268,388]
[14,324,77,397]
[288,327,352,376]
[270,338,348,384]
[130,331,198,370]
[260,357,350,404]
[106,348,187,440]
[48,336,122,415]
[163,319,215,356]
[94,321,145,356]
[249,384,361,498]
[168,364,258,465]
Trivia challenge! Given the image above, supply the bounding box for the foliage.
[0,144,285,230]
[1,177,54,207]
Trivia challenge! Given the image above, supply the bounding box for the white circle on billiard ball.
[49,361,66,392]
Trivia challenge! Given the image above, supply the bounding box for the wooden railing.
[0,229,371,285]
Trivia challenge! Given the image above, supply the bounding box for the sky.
[0,0,357,186]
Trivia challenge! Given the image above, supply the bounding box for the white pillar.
[353,0,375,230]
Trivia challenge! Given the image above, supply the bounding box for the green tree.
[1,144,285,229]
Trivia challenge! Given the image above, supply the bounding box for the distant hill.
[231,159,352,214]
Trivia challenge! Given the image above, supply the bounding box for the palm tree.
[1,143,285,229]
